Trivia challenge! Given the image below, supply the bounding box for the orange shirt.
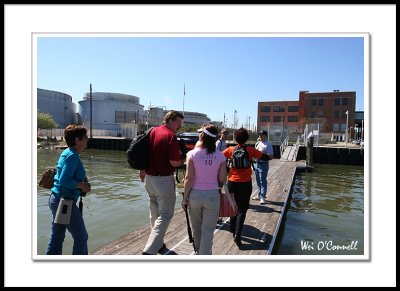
[223,145,263,182]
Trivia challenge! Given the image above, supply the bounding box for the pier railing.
[280,135,289,158]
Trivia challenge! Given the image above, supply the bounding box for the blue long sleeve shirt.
[51,148,86,201]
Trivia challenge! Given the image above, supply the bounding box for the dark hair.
[64,124,87,147]
[233,127,249,145]
[201,125,218,154]
[163,110,184,124]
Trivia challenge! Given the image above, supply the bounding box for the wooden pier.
[90,159,306,256]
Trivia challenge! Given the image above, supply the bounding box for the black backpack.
[126,127,153,170]
[230,145,252,169]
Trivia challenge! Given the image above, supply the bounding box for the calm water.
[36,148,184,255]
[272,163,364,255]
[37,149,364,256]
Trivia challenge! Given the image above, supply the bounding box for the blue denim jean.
[254,162,269,199]
[45,193,88,255]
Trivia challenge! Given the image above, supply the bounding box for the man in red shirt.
[140,110,184,255]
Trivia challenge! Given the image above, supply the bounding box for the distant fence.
[261,123,350,147]
[37,124,138,139]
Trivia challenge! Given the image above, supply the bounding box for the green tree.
[37,112,57,129]
[178,124,199,133]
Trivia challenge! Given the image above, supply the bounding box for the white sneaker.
[252,196,260,200]
[260,198,266,205]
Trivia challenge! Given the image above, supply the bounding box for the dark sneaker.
[234,236,242,247]
[158,243,167,254]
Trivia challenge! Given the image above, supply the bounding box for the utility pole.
[234,110,237,129]
[90,84,93,138]
[64,95,67,128]
[248,116,251,131]
[361,119,364,141]
[223,113,226,128]
[345,110,349,148]
[182,83,185,117]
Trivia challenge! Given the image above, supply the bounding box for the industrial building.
[78,92,145,137]
[257,90,358,143]
[37,88,212,138]
[37,88,77,128]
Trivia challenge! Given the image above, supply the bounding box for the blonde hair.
[163,110,184,124]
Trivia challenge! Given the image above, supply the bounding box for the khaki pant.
[143,175,176,254]
[188,189,220,255]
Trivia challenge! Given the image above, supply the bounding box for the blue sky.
[37,35,365,128]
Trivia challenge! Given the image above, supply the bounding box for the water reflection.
[36,148,183,255]
[273,163,364,255]
[37,149,364,256]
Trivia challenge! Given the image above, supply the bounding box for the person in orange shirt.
[222,127,271,247]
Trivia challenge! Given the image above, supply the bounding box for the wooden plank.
[90,159,305,256]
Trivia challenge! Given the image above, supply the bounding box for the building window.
[273,116,282,122]
[318,99,324,106]
[342,98,348,105]
[342,111,347,118]
[333,124,339,131]
[311,99,317,106]
[334,111,339,118]
[334,98,340,106]
[273,106,285,112]
[318,111,324,117]
[340,124,347,131]
[288,106,299,112]
[310,111,316,118]
[260,116,270,122]
[288,116,298,122]
[260,106,270,112]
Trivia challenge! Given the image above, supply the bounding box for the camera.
[54,198,73,225]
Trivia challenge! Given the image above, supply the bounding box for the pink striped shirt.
[187,147,226,190]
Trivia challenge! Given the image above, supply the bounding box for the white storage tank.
[78,92,145,132]
[37,88,77,128]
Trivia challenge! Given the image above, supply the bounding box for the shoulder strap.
[244,145,256,170]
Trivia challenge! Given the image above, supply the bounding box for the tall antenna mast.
[89,84,93,138]
[183,83,185,116]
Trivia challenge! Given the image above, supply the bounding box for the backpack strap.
[243,145,256,171]
[227,145,238,168]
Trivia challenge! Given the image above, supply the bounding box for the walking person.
[139,110,184,255]
[215,128,229,222]
[222,128,271,248]
[181,125,227,255]
[215,128,229,151]
[253,130,274,204]
[45,124,91,255]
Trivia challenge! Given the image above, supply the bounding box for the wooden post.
[306,136,314,166]
[90,84,93,138]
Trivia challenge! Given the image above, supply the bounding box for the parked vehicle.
[177,132,200,151]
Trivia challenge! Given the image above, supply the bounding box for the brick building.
[299,90,356,133]
[257,90,356,139]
